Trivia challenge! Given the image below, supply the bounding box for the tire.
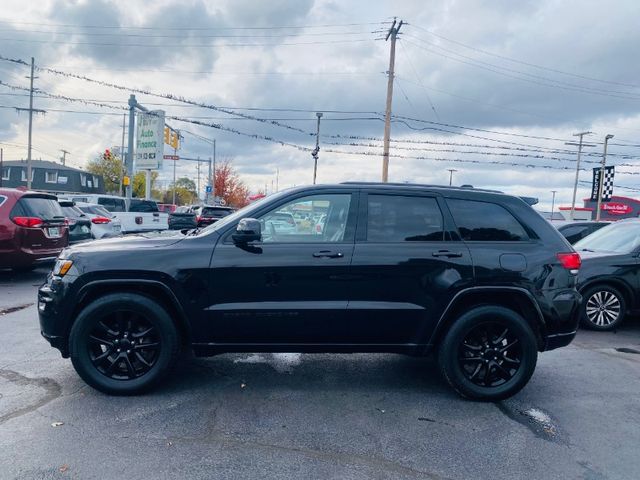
[580,285,626,331]
[69,293,180,395]
[438,306,538,401]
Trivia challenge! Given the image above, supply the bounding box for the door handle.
[432,250,463,258]
[313,250,344,258]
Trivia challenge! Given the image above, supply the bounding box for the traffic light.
[170,131,179,149]
[164,126,170,145]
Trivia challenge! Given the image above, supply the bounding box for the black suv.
[38,183,581,400]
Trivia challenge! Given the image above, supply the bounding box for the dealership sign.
[136,110,165,170]
[601,202,633,215]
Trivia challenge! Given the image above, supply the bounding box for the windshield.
[574,221,640,254]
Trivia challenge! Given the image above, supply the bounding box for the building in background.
[0,160,105,194]
[556,195,640,221]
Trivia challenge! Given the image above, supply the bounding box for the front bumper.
[38,276,74,358]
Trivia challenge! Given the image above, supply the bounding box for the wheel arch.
[70,279,192,347]
[428,287,546,351]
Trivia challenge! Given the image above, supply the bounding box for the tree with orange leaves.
[213,158,250,208]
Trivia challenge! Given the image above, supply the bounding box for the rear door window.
[447,199,529,241]
[12,196,64,221]
[129,200,158,212]
[366,195,445,242]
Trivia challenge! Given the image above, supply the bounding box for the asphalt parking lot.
[1,267,639,480]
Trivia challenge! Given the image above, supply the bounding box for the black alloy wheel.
[581,285,626,331]
[88,311,161,380]
[69,293,179,395]
[438,305,538,401]
[458,322,522,388]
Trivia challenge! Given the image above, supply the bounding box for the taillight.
[92,216,111,224]
[196,215,201,223]
[12,216,44,228]
[557,252,581,272]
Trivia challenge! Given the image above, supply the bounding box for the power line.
[407,23,640,89]
[403,37,640,101]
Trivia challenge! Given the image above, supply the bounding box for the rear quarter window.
[447,198,529,241]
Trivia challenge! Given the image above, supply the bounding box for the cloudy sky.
[1,0,640,211]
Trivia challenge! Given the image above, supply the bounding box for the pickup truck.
[61,194,169,234]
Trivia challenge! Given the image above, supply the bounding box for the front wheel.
[438,306,538,401]
[69,293,180,395]
[580,285,626,331]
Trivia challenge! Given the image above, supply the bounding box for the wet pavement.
[1,267,639,479]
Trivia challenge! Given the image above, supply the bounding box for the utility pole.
[596,134,614,221]
[26,57,35,189]
[447,168,457,186]
[566,131,593,220]
[120,113,126,197]
[60,149,69,166]
[276,167,279,192]
[126,95,136,199]
[550,190,557,221]
[382,18,403,183]
[172,139,178,205]
[0,148,3,188]
[311,112,322,184]
[211,138,216,203]
[197,157,201,202]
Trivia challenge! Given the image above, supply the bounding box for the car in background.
[314,214,327,235]
[0,188,68,270]
[262,210,297,235]
[575,220,640,330]
[65,194,168,234]
[75,202,122,239]
[197,205,235,227]
[157,203,177,214]
[169,206,197,230]
[556,221,609,244]
[58,201,92,244]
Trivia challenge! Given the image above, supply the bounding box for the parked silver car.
[75,202,122,239]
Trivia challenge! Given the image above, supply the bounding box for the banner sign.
[136,110,165,170]
[590,166,615,202]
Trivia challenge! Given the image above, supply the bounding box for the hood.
[64,230,185,255]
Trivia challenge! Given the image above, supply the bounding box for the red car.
[0,188,69,270]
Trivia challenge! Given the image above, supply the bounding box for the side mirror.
[232,218,261,244]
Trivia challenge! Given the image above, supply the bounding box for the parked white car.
[75,202,122,239]
[62,194,168,234]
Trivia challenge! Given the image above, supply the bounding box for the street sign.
[205,185,212,193]
[163,155,179,161]
[136,110,165,170]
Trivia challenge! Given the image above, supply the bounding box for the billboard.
[136,110,165,170]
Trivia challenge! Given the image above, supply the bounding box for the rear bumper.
[544,330,577,350]
[3,247,63,268]
[540,288,582,351]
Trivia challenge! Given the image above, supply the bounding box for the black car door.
[203,190,358,346]
[348,191,474,347]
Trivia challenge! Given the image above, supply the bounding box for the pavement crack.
[0,369,62,425]
[0,303,34,316]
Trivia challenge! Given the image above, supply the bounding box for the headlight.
[53,259,73,277]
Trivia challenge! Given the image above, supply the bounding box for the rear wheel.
[69,293,179,395]
[438,306,538,401]
[580,285,626,331]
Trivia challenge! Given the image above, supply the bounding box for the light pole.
[447,169,457,186]
[566,131,593,220]
[550,190,557,221]
[596,134,614,221]
[311,112,322,184]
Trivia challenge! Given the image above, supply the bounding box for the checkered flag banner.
[590,166,615,202]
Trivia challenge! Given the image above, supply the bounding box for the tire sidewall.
[439,306,538,401]
[580,285,626,331]
[69,293,178,395]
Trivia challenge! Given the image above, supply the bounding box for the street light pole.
[312,112,322,184]
[567,131,592,220]
[550,190,557,221]
[447,168,457,186]
[596,134,614,222]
